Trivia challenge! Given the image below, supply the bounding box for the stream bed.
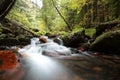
[0,51,120,80]
[0,37,120,80]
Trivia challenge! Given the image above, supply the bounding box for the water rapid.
[17,37,74,80]
[18,37,71,57]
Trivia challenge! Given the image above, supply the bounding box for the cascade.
[18,36,71,56]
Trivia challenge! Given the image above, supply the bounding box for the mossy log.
[0,18,38,38]
[94,20,120,38]
[0,18,38,46]
[0,23,13,34]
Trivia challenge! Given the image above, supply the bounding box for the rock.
[0,38,20,46]
[45,33,59,38]
[39,36,48,43]
[77,43,90,51]
[93,20,120,38]
[91,30,120,55]
[62,30,86,47]
[53,38,63,45]
[0,38,30,46]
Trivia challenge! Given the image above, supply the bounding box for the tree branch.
[51,0,72,31]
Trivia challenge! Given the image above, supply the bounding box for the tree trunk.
[97,0,104,22]
[51,0,72,31]
[93,0,98,22]
[0,0,17,20]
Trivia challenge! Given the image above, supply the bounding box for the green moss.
[85,28,96,38]
[72,26,96,37]
[92,30,120,45]
[91,30,120,54]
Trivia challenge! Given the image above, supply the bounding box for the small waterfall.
[17,37,74,80]
[18,38,42,55]
[30,38,40,46]
[18,37,71,56]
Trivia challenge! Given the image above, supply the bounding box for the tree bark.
[0,0,17,20]
[51,0,72,31]
[93,0,98,22]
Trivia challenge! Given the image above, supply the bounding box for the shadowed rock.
[91,30,120,55]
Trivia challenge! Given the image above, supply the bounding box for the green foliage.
[72,25,96,37]
[6,0,90,35]
[85,28,96,37]
[105,0,120,19]
[7,9,30,27]
[7,0,46,33]
[5,0,119,37]
[60,0,86,29]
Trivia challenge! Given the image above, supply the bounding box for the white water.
[18,37,73,80]
[18,38,42,55]
[18,37,71,56]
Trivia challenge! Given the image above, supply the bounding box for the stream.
[0,37,120,80]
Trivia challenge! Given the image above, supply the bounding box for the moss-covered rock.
[62,30,86,47]
[90,30,120,55]
[93,20,120,39]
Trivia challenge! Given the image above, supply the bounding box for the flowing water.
[18,37,74,80]
[1,37,119,80]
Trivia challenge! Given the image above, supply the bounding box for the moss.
[0,34,6,38]
[91,30,120,54]
[85,28,96,38]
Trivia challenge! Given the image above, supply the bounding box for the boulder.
[0,38,30,46]
[90,30,120,55]
[62,30,86,47]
